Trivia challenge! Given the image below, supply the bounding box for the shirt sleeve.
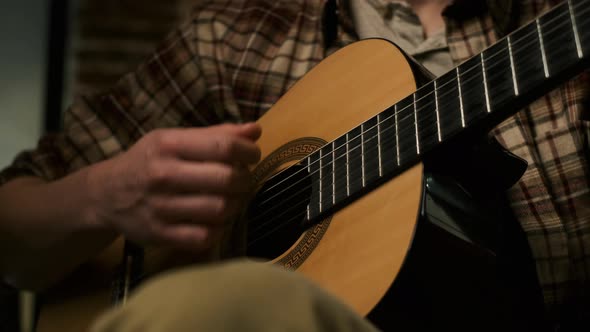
[0,11,233,186]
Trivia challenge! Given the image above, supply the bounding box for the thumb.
[236,122,262,141]
[201,122,262,141]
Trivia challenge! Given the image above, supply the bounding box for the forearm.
[0,163,117,290]
[0,124,262,290]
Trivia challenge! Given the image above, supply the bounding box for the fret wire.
[434,80,442,141]
[346,132,350,196]
[361,123,366,187]
[481,53,492,113]
[413,93,420,154]
[536,19,550,78]
[395,104,400,166]
[377,114,383,177]
[568,0,584,58]
[318,148,323,213]
[306,157,311,221]
[456,68,466,127]
[332,141,336,205]
[507,36,520,96]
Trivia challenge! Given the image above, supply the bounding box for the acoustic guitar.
[37,1,589,331]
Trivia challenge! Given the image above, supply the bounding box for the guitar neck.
[300,0,590,224]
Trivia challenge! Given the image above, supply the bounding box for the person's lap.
[90,259,379,332]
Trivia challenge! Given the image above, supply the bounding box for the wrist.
[82,159,116,233]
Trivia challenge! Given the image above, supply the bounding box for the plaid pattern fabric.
[1,0,588,323]
[0,0,327,180]
[73,0,197,93]
[443,0,590,322]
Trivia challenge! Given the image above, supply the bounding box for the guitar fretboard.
[278,0,590,224]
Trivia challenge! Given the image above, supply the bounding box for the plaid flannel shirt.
[1,0,588,323]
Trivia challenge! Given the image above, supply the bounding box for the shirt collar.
[331,0,517,37]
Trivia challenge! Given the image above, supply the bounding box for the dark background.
[0,1,194,331]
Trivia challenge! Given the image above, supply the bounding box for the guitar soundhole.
[246,163,312,259]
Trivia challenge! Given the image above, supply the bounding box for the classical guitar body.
[247,39,423,315]
[37,39,423,332]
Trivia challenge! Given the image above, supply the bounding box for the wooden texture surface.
[257,39,422,315]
